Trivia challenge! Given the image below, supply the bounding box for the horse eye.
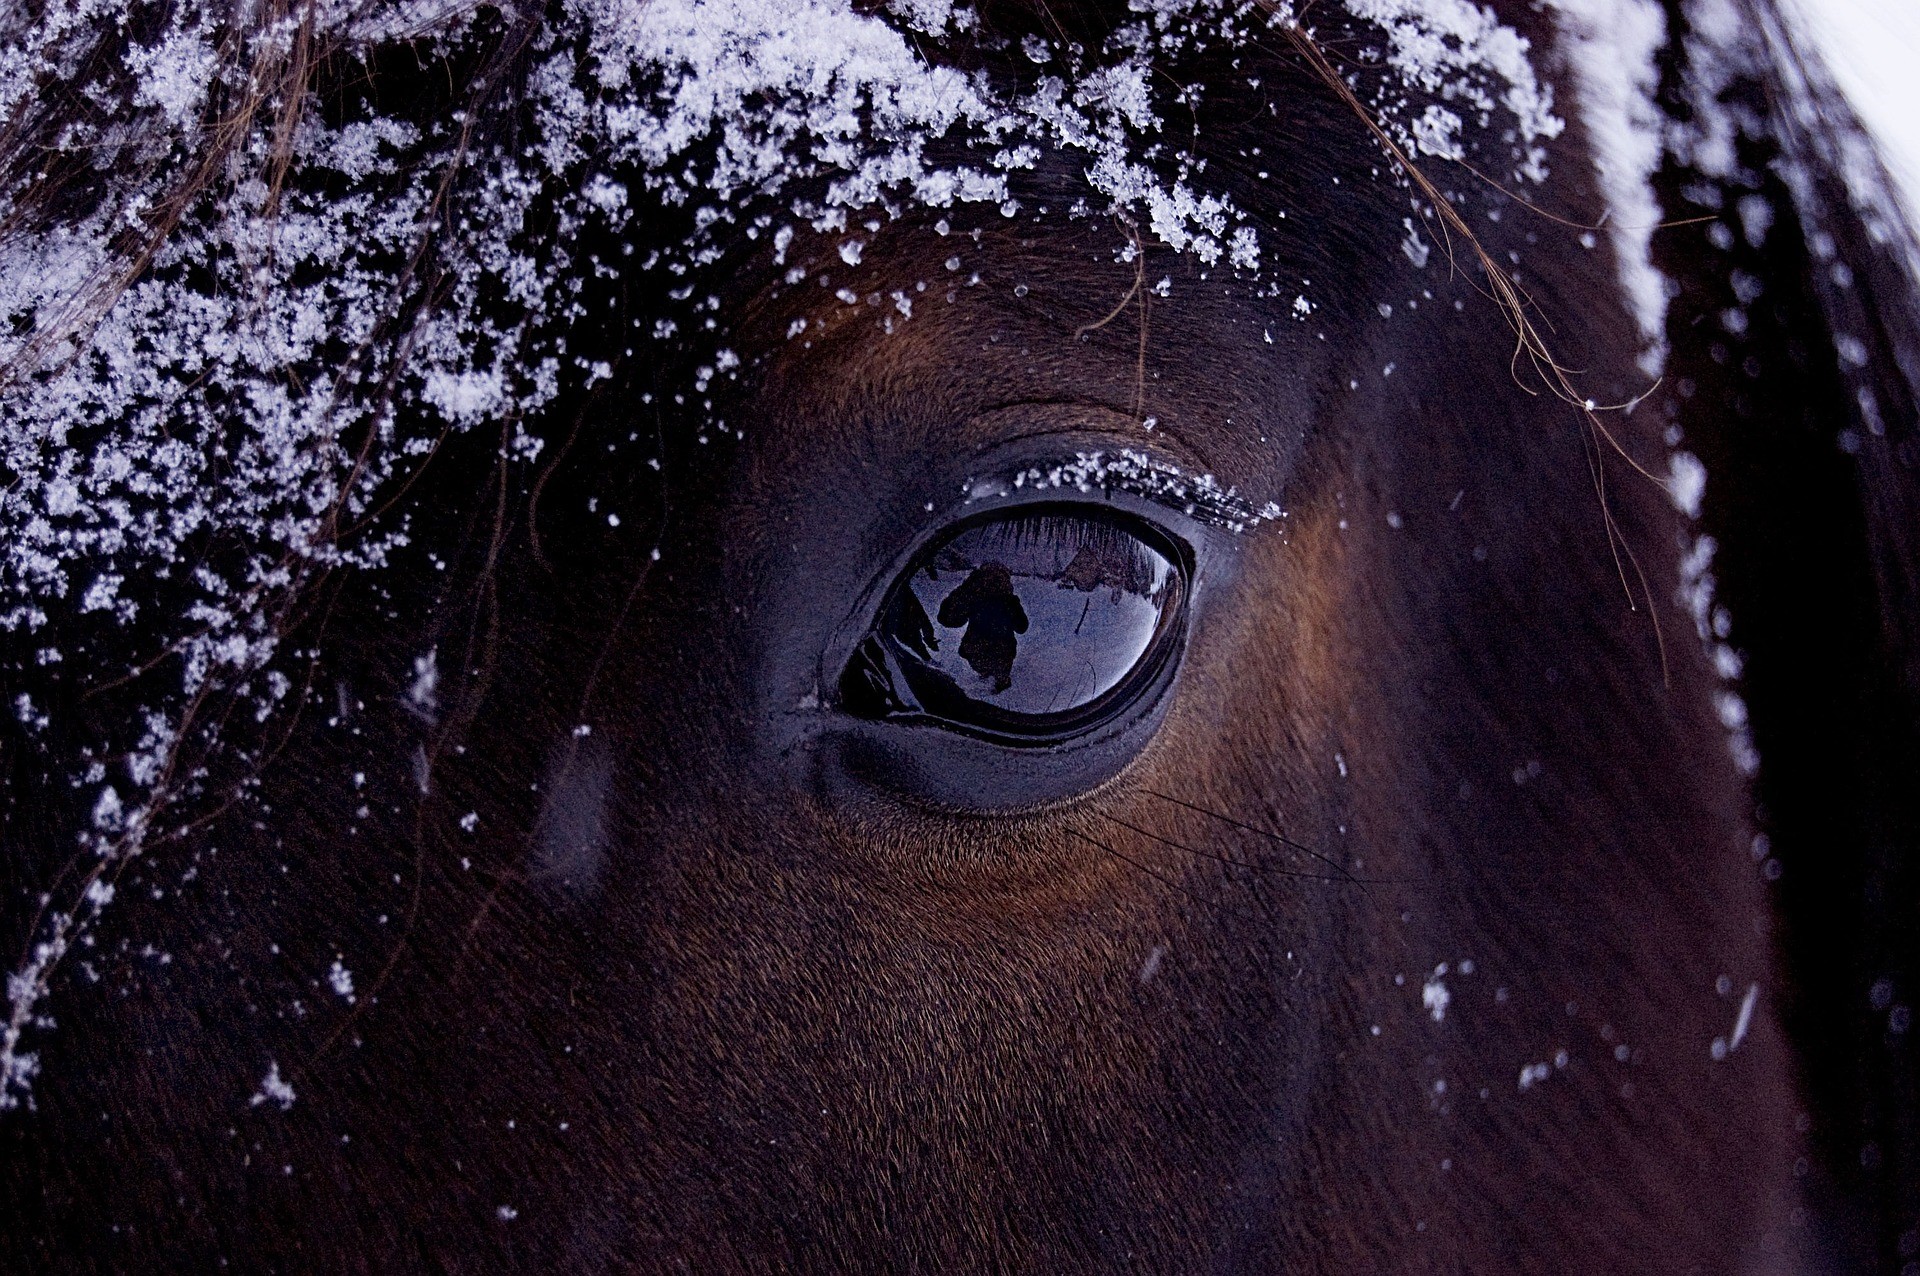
[839,506,1189,743]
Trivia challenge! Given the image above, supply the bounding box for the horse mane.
[1644,1,1920,1259]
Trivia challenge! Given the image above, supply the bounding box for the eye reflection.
[840,507,1187,742]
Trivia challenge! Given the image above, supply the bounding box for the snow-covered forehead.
[589,0,995,155]
[579,0,1562,187]
[0,0,1569,612]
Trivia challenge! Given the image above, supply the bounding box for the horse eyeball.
[839,506,1188,743]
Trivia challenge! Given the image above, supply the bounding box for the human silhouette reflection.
[937,562,1028,692]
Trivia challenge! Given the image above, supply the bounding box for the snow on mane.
[1344,0,1563,179]
[0,0,1566,1109]
[1544,0,1670,377]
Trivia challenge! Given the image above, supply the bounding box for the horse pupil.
[841,508,1185,738]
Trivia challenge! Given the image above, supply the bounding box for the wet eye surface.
[840,506,1189,744]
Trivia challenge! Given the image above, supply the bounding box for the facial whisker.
[1087,811,1295,924]
[1141,788,1386,886]
[1091,809,1348,885]
[1064,827,1262,923]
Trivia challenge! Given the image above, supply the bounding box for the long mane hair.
[1647,2,1920,1256]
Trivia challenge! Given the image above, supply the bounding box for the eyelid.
[950,405,1276,526]
[957,404,1213,471]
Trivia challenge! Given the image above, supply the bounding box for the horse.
[1,0,1915,1269]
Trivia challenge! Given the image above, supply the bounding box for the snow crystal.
[1727,981,1758,1053]
[1667,450,1707,519]
[1228,226,1260,271]
[249,1061,296,1110]
[1400,219,1432,268]
[407,650,440,720]
[90,787,125,833]
[1422,968,1452,1022]
[13,693,47,732]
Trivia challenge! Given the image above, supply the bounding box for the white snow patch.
[1679,531,1759,776]
[1667,449,1707,518]
[1729,981,1758,1052]
[1545,0,1672,376]
[327,959,355,1003]
[126,30,219,129]
[1343,0,1564,180]
[1785,0,1920,231]
[423,368,508,425]
[250,1061,296,1110]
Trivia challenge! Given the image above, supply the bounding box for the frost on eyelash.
[964,450,1284,534]
[0,0,1558,1110]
